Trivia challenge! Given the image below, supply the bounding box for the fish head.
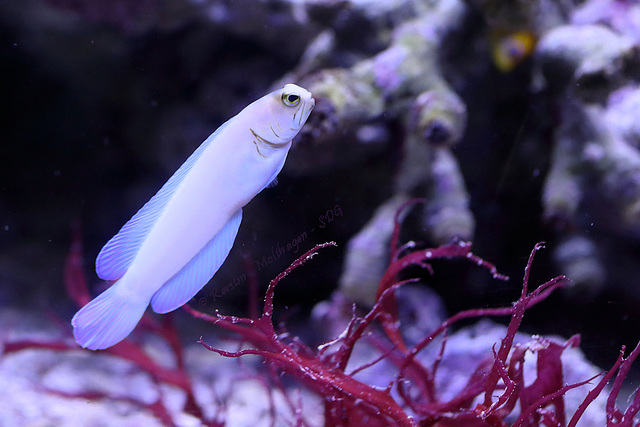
[251,84,315,146]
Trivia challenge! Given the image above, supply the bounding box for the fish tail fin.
[71,279,148,350]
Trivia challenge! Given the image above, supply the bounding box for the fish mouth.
[296,97,315,129]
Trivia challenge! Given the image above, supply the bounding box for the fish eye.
[282,93,300,107]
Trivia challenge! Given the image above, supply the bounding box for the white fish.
[72,84,315,350]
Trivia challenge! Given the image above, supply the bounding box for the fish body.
[72,84,314,350]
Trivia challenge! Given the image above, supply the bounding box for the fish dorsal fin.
[95,122,228,280]
[150,209,243,313]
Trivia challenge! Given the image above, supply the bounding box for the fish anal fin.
[150,209,243,314]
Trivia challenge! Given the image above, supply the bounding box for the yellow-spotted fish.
[490,30,537,73]
[73,84,315,350]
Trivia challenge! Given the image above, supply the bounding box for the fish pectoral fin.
[150,209,243,314]
[266,177,278,188]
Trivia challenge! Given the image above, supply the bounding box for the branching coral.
[293,1,479,304]
[302,0,640,303]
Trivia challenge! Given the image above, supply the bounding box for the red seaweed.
[188,236,640,426]
[3,219,640,426]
